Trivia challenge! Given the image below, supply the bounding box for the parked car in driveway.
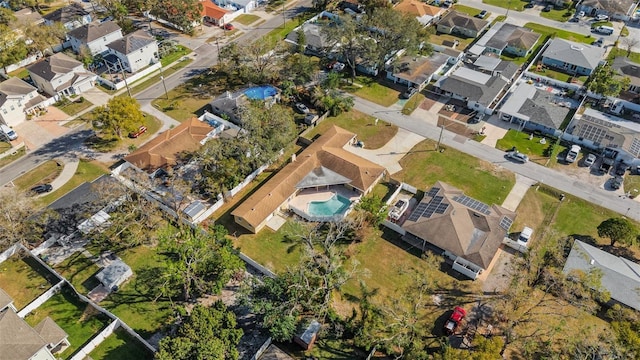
[583,153,597,167]
[401,87,418,99]
[506,150,529,163]
[524,2,534,8]
[565,145,581,163]
[223,23,235,30]
[542,4,552,12]
[469,112,484,124]
[476,10,488,19]
[611,175,623,190]
[517,227,534,246]
[128,126,147,138]
[295,103,310,114]
[30,184,52,194]
[577,11,585,17]
[595,14,609,21]
[592,37,604,47]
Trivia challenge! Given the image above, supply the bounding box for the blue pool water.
[308,194,351,217]
[244,85,278,100]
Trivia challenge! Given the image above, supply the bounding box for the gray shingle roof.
[42,3,89,22]
[542,38,605,71]
[563,240,640,311]
[106,30,155,55]
[27,53,83,82]
[500,83,571,129]
[67,21,121,43]
[0,288,12,311]
[96,259,132,290]
[0,77,36,97]
[437,62,517,105]
[437,10,488,32]
[612,56,640,87]
[33,317,67,348]
[581,0,636,15]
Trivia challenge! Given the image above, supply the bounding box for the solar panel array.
[426,187,440,197]
[499,216,513,231]
[452,195,491,215]
[576,124,607,143]
[407,194,450,222]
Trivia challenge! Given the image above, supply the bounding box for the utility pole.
[118,58,132,97]
[436,124,445,151]
[159,63,169,100]
[215,37,221,65]
[282,2,286,28]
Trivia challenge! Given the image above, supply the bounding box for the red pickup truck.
[443,306,467,335]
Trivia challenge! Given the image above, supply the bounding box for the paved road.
[352,96,640,222]
[0,0,313,186]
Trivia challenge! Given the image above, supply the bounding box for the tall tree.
[90,96,144,139]
[0,31,28,73]
[0,8,15,25]
[323,14,376,79]
[587,63,631,98]
[622,37,640,58]
[159,225,244,301]
[0,189,52,251]
[597,217,637,246]
[150,0,202,34]
[23,22,66,55]
[156,302,243,360]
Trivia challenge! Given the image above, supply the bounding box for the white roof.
[450,67,491,85]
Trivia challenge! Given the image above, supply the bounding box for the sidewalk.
[501,173,537,211]
[45,157,79,193]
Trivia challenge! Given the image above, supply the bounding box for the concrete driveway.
[13,107,71,150]
[344,128,425,174]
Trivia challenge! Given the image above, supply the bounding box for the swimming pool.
[244,85,278,100]
[307,194,351,217]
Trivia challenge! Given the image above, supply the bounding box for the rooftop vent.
[570,45,583,51]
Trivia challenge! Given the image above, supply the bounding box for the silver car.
[506,151,529,163]
[584,154,597,167]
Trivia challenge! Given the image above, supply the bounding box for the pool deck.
[289,187,360,212]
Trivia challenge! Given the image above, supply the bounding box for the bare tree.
[0,189,53,251]
[622,37,640,57]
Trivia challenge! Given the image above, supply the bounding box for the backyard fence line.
[238,252,276,279]
[96,62,162,91]
[0,243,19,263]
[69,320,120,360]
[225,163,269,199]
[298,111,331,138]
[17,280,64,318]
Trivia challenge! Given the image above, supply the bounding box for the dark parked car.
[615,161,629,176]
[30,184,53,194]
[401,87,418,99]
[524,2,534,8]
[568,17,579,22]
[611,176,623,190]
[295,102,310,114]
[128,125,148,138]
[542,4,552,12]
[592,37,604,47]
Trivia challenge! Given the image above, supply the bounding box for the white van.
[517,227,533,246]
[0,125,17,141]
[594,26,614,35]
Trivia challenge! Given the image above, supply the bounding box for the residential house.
[540,38,606,76]
[13,8,44,26]
[612,56,640,94]
[0,302,69,359]
[285,12,338,56]
[436,11,488,38]
[0,288,15,313]
[401,182,515,279]
[27,53,97,98]
[499,82,575,136]
[124,117,215,175]
[42,3,91,30]
[435,55,518,113]
[0,77,47,127]
[96,259,132,291]
[473,22,540,57]
[208,90,249,125]
[563,107,640,163]
[232,126,385,233]
[563,240,640,311]
[578,0,637,20]
[104,30,159,73]
[394,0,445,26]
[201,0,231,26]
[213,0,256,14]
[386,52,451,90]
[67,21,123,56]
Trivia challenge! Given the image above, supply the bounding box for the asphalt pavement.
[352,96,640,222]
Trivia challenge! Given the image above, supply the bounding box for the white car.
[584,153,597,167]
[517,227,533,246]
[577,11,585,17]
[595,14,609,21]
[565,145,581,163]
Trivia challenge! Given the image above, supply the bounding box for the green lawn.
[496,129,567,165]
[98,245,174,338]
[38,160,110,206]
[482,0,526,11]
[608,47,640,63]
[234,220,303,273]
[8,68,29,79]
[25,287,111,359]
[524,23,594,44]
[234,14,261,25]
[528,65,588,84]
[89,328,154,360]
[55,97,93,117]
[341,76,400,107]
[13,160,61,190]
[453,4,484,16]
[303,109,398,149]
[394,139,515,205]
[0,147,25,168]
[160,45,191,67]
[401,92,426,115]
[53,252,101,294]
[590,20,613,29]
[0,255,59,309]
[540,7,572,22]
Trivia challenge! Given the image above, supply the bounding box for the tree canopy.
[90,96,145,139]
[587,63,631,98]
[150,0,202,34]
[597,217,637,246]
[156,301,243,360]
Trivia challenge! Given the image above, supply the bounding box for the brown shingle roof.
[390,52,450,84]
[67,20,121,43]
[0,309,48,360]
[0,288,12,311]
[106,30,155,55]
[124,117,214,173]
[232,126,385,230]
[0,77,36,97]
[437,10,488,32]
[402,181,514,269]
[33,317,67,348]
[507,29,540,50]
[27,53,83,82]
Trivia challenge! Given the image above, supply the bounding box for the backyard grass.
[624,174,640,198]
[127,58,193,97]
[524,23,594,44]
[8,67,29,79]
[621,26,629,37]
[528,65,589,84]
[608,47,640,63]
[341,76,401,107]
[482,0,526,11]
[401,92,426,115]
[394,139,515,205]
[25,287,111,359]
[160,45,191,67]
[234,14,261,25]
[12,160,61,190]
[88,328,154,360]
[54,97,93,117]
[53,252,101,294]
[453,4,483,17]
[430,32,475,50]
[38,160,109,206]
[303,109,398,149]
[0,255,59,309]
[540,7,572,22]
[264,17,307,45]
[83,114,161,153]
[496,129,567,165]
[98,245,174,338]
[234,220,303,273]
